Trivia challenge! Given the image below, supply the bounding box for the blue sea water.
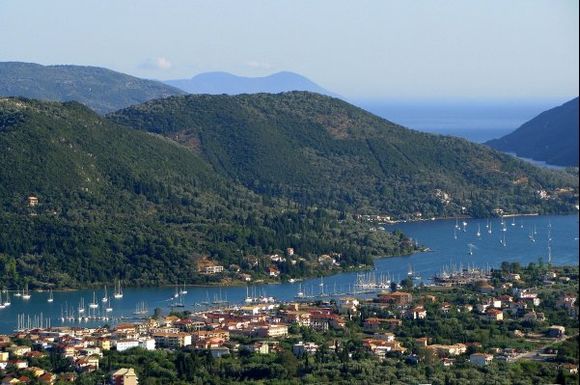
[1,214,577,334]
[355,100,561,143]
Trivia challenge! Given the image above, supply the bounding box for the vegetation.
[0,97,413,288]
[0,62,185,114]
[109,92,578,218]
[486,97,579,167]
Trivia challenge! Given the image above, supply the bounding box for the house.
[486,308,504,321]
[292,341,319,356]
[204,265,224,274]
[111,368,138,385]
[255,324,288,338]
[209,347,230,358]
[408,305,427,320]
[376,291,413,305]
[115,340,140,352]
[153,332,192,348]
[469,353,493,366]
[547,325,566,338]
[426,343,467,357]
[268,266,280,277]
[27,196,39,207]
[241,342,269,354]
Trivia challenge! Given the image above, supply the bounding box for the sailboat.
[105,297,113,312]
[511,217,516,226]
[295,283,305,299]
[488,222,492,234]
[14,286,22,297]
[134,301,149,314]
[501,233,507,247]
[455,219,460,230]
[0,293,4,309]
[113,280,123,299]
[3,292,10,307]
[462,220,468,232]
[467,243,474,255]
[485,219,490,229]
[180,283,188,295]
[22,284,31,300]
[453,227,457,240]
[78,297,85,314]
[89,292,98,309]
[47,289,54,303]
[102,286,108,302]
[476,224,481,237]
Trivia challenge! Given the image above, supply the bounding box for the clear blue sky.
[0,0,577,101]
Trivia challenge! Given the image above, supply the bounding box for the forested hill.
[0,97,414,288]
[0,62,185,114]
[109,92,578,218]
[486,97,579,167]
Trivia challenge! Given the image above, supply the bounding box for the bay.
[0,214,577,334]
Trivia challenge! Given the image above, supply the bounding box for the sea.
[1,214,577,334]
[355,100,561,144]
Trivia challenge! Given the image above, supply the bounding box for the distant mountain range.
[486,97,579,167]
[165,71,339,97]
[0,62,184,114]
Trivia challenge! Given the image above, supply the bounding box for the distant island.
[164,71,339,97]
[486,97,579,167]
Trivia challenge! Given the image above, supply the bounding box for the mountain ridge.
[109,92,578,219]
[486,97,579,167]
[0,61,185,114]
[164,71,339,97]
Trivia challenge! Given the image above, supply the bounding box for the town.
[0,262,577,385]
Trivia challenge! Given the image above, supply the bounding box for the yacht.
[22,284,31,300]
[102,286,108,302]
[114,280,123,299]
[89,292,99,309]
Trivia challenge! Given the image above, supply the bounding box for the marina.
[0,214,577,334]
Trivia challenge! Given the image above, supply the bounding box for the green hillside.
[486,97,579,167]
[0,97,414,289]
[0,62,185,114]
[109,92,579,218]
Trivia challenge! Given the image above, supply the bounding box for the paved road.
[513,333,578,362]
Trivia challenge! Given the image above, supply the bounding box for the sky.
[0,0,578,101]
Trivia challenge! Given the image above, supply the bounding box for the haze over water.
[1,214,577,334]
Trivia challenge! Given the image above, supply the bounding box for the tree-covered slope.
[0,62,185,114]
[486,97,579,167]
[109,92,578,218]
[0,97,413,288]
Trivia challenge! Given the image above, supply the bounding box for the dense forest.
[109,92,578,218]
[487,97,579,167]
[0,97,414,289]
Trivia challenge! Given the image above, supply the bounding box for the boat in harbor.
[47,289,54,303]
[105,297,113,312]
[102,286,108,302]
[113,280,123,299]
[134,301,149,315]
[0,293,5,309]
[89,292,98,309]
[476,224,481,237]
[3,292,10,307]
[22,284,31,300]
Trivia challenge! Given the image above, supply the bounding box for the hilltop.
[0,97,414,288]
[109,92,578,219]
[0,62,185,114]
[486,97,579,167]
[165,71,338,97]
